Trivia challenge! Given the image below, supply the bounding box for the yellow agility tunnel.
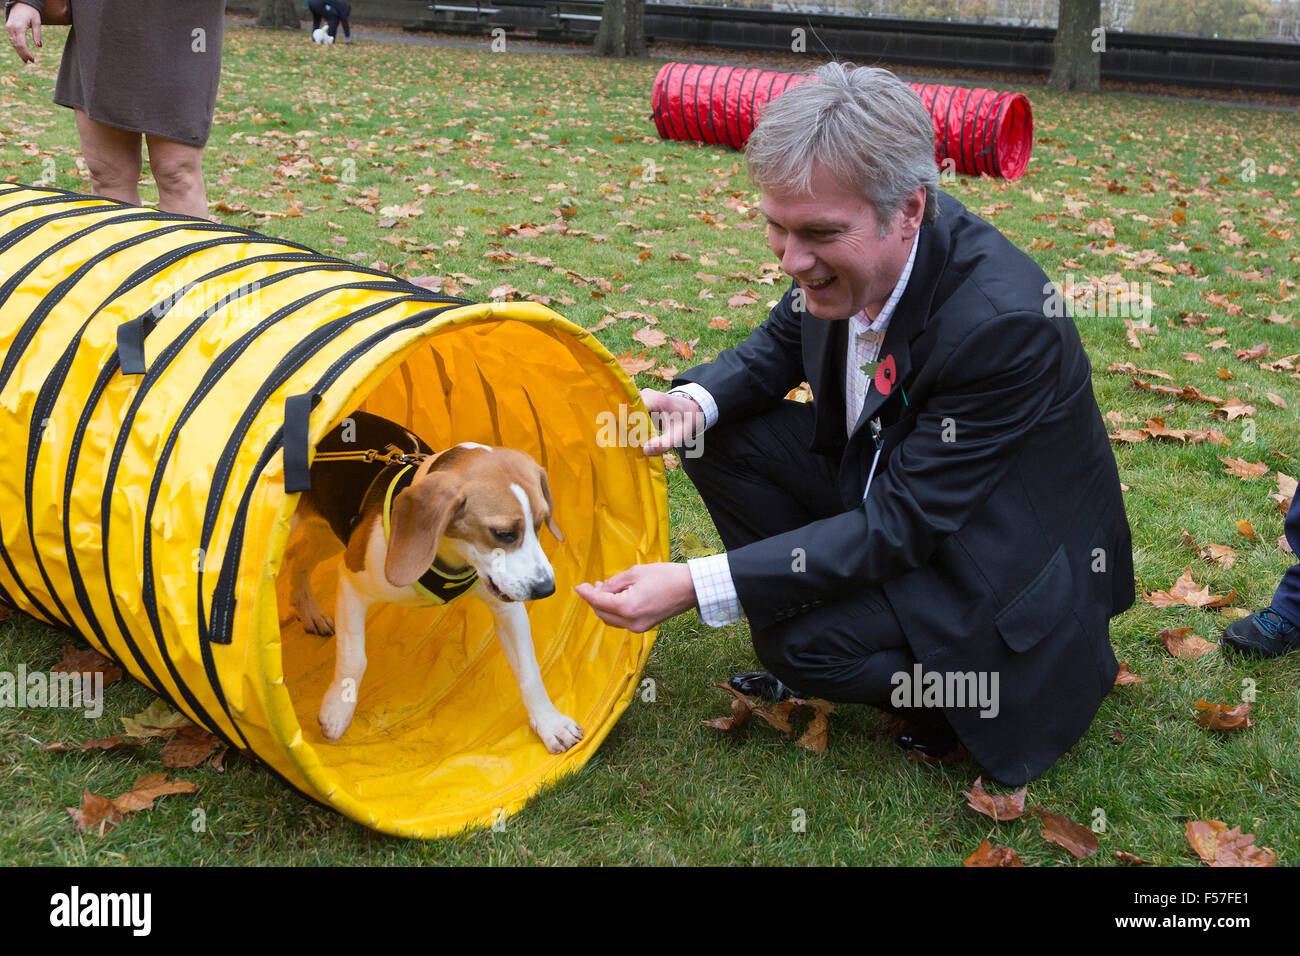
[0,182,667,838]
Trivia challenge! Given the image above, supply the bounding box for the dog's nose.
[529,578,556,601]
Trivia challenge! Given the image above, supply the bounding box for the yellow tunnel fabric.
[0,183,667,838]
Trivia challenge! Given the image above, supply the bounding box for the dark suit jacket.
[676,190,1135,784]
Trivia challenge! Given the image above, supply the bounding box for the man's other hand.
[575,562,698,633]
[640,388,703,456]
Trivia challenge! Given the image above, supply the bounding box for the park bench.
[405,1,512,36]
[536,1,604,43]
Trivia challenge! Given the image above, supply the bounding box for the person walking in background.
[1221,489,1300,657]
[308,0,351,44]
[4,0,225,219]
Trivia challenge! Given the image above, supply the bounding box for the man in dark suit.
[575,63,1134,785]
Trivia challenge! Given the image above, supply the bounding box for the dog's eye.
[492,529,518,544]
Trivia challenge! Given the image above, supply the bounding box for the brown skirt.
[53,0,226,147]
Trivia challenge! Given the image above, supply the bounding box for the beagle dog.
[282,410,583,754]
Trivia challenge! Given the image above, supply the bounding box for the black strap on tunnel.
[200,303,460,650]
[116,314,156,375]
[283,391,323,494]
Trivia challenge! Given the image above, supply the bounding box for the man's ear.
[900,186,926,236]
[385,474,466,588]
[538,469,564,543]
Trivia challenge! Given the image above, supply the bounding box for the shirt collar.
[850,232,920,336]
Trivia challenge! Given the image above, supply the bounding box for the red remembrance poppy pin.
[874,354,896,396]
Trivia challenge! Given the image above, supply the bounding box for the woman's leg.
[144,134,210,219]
[74,110,143,204]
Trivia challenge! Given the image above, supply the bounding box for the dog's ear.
[538,469,564,543]
[385,474,466,588]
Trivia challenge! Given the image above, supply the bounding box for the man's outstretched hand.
[640,388,704,457]
[575,562,698,633]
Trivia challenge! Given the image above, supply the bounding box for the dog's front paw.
[319,683,357,742]
[531,711,584,754]
[295,599,335,637]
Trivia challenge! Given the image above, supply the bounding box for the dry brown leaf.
[1182,531,1236,569]
[1236,520,1257,539]
[1219,456,1268,480]
[793,698,835,754]
[963,837,1025,866]
[1145,418,1191,442]
[67,790,123,836]
[632,326,667,349]
[614,349,656,377]
[1193,700,1253,731]
[702,695,752,732]
[1159,627,1219,659]
[726,291,758,308]
[1187,820,1277,866]
[1114,662,1145,685]
[1145,569,1235,610]
[1109,429,1149,444]
[161,726,224,769]
[1187,820,1228,863]
[669,337,698,361]
[1108,361,1172,380]
[1272,473,1296,514]
[1124,320,1158,350]
[1211,399,1256,421]
[1212,826,1278,867]
[44,735,144,753]
[52,645,123,686]
[111,772,198,813]
[1115,850,1154,865]
[748,699,796,735]
[703,683,755,732]
[1266,392,1289,409]
[1036,807,1099,858]
[963,776,1028,821]
[707,316,731,330]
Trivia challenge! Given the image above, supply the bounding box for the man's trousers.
[681,399,942,724]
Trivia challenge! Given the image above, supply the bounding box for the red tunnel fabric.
[650,63,1034,180]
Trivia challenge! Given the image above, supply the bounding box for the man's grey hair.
[746,63,939,237]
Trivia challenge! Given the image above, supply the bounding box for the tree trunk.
[257,0,300,29]
[1048,0,1101,91]
[593,0,647,58]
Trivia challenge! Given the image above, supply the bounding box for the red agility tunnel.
[650,63,1034,180]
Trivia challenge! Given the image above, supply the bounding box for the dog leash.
[311,448,429,467]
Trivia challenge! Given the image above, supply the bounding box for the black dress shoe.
[1221,607,1300,658]
[728,670,804,702]
[892,716,961,759]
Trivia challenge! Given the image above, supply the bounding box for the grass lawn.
[0,23,1297,866]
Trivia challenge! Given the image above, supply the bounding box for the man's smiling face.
[760,163,923,322]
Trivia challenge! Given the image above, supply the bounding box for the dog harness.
[381,465,480,605]
[310,444,479,606]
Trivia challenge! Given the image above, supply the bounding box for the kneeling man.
[576,63,1134,785]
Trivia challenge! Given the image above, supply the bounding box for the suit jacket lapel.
[850,217,952,438]
[838,211,954,494]
[804,310,849,456]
